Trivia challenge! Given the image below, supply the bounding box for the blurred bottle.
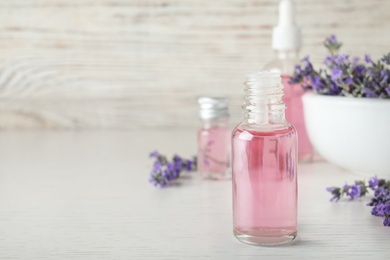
[197,97,230,180]
[263,0,313,161]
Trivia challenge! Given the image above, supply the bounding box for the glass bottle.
[232,71,298,246]
[263,0,313,161]
[197,97,230,180]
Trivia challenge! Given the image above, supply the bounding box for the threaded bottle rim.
[245,71,283,91]
[242,71,286,125]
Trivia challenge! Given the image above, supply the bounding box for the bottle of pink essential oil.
[232,71,297,246]
[197,97,230,180]
[263,0,312,161]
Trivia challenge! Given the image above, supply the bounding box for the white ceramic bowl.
[302,93,390,177]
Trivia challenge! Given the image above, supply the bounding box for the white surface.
[303,93,390,177]
[0,130,389,259]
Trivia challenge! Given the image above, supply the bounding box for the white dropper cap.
[272,0,301,51]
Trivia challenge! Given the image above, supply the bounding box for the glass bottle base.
[234,228,297,246]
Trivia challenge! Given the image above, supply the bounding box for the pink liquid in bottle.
[232,126,297,245]
[282,75,313,161]
[198,126,230,179]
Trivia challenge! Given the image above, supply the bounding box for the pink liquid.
[282,75,313,161]
[232,126,297,245]
[197,126,230,179]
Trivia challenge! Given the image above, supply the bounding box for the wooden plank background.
[0,0,389,129]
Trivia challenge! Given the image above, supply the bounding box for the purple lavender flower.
[364,54,373,64]
[303,57,315,74]
[380,70,389,86]
[148,152,197,188]
[367,186,389,206]
[162,168,172,181]
[335,54,349,65]
[149,158,171,188]
[383,203,390,214]
[344,77,353,85]
[289,67,303,84]
[291,35,390,99]
[327,35,337,45]
[377,188,390,204]
[173,155,182,162]
[372,202,387,217]
[363,87,378,98]
[185,160,193,171]
[153,161,162,171]
[329,80,342,95]
[149,150,159,158]
[169,162,181,179]
[326,187,341,202]
[374,187,390,199]
[368,176,379,190]
[346,183,361,200]
[342,183,350,192]
[323,34,342,54]
[324,55,334,66]
[331,67,343,81]
[354,65,366,76]
[312,76,325,91]
[327,176,390,227]
[381,53,390,65]
[367,197,380,207]
[356,180,368,197]
[149,174,168,188]
[372,203,385,217]
[173,155,183,168]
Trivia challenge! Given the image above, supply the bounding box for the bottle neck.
[242,72,286,126]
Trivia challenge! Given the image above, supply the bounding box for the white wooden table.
[0,130,388,259]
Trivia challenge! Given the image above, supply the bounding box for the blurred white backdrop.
[0,0,388,129]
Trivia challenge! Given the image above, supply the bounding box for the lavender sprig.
[291,35,390,98]
[148,151,197,188]
[323,34,342,55]
[326,176,390,227]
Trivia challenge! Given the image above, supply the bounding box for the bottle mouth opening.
[246,71,280,79]
[245,71,282,88]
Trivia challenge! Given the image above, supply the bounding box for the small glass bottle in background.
[232,71,297,246]
[197,97,230,180]
[263,0,313,161]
